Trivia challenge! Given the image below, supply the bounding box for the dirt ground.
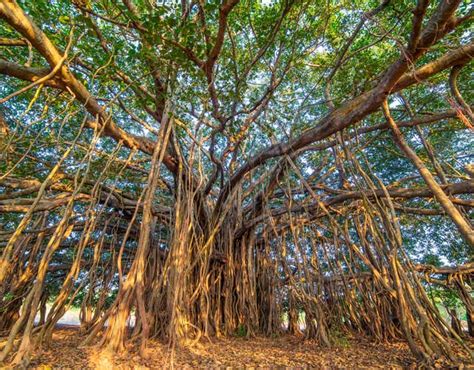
[0,326,423,369]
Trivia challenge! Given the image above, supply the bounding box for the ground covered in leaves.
[1,326,422,368]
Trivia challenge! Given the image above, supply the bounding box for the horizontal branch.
[0,37,27,46]
[242,181,474,232]
[0,58,65,89]
[0,193,91,213]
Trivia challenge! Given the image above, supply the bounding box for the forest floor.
[0,326,423,369]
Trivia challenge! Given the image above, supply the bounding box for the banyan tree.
[0,0,473,366]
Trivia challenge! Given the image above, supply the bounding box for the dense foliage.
[0,0,473,367]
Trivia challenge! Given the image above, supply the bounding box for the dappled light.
[0,0,473,367]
